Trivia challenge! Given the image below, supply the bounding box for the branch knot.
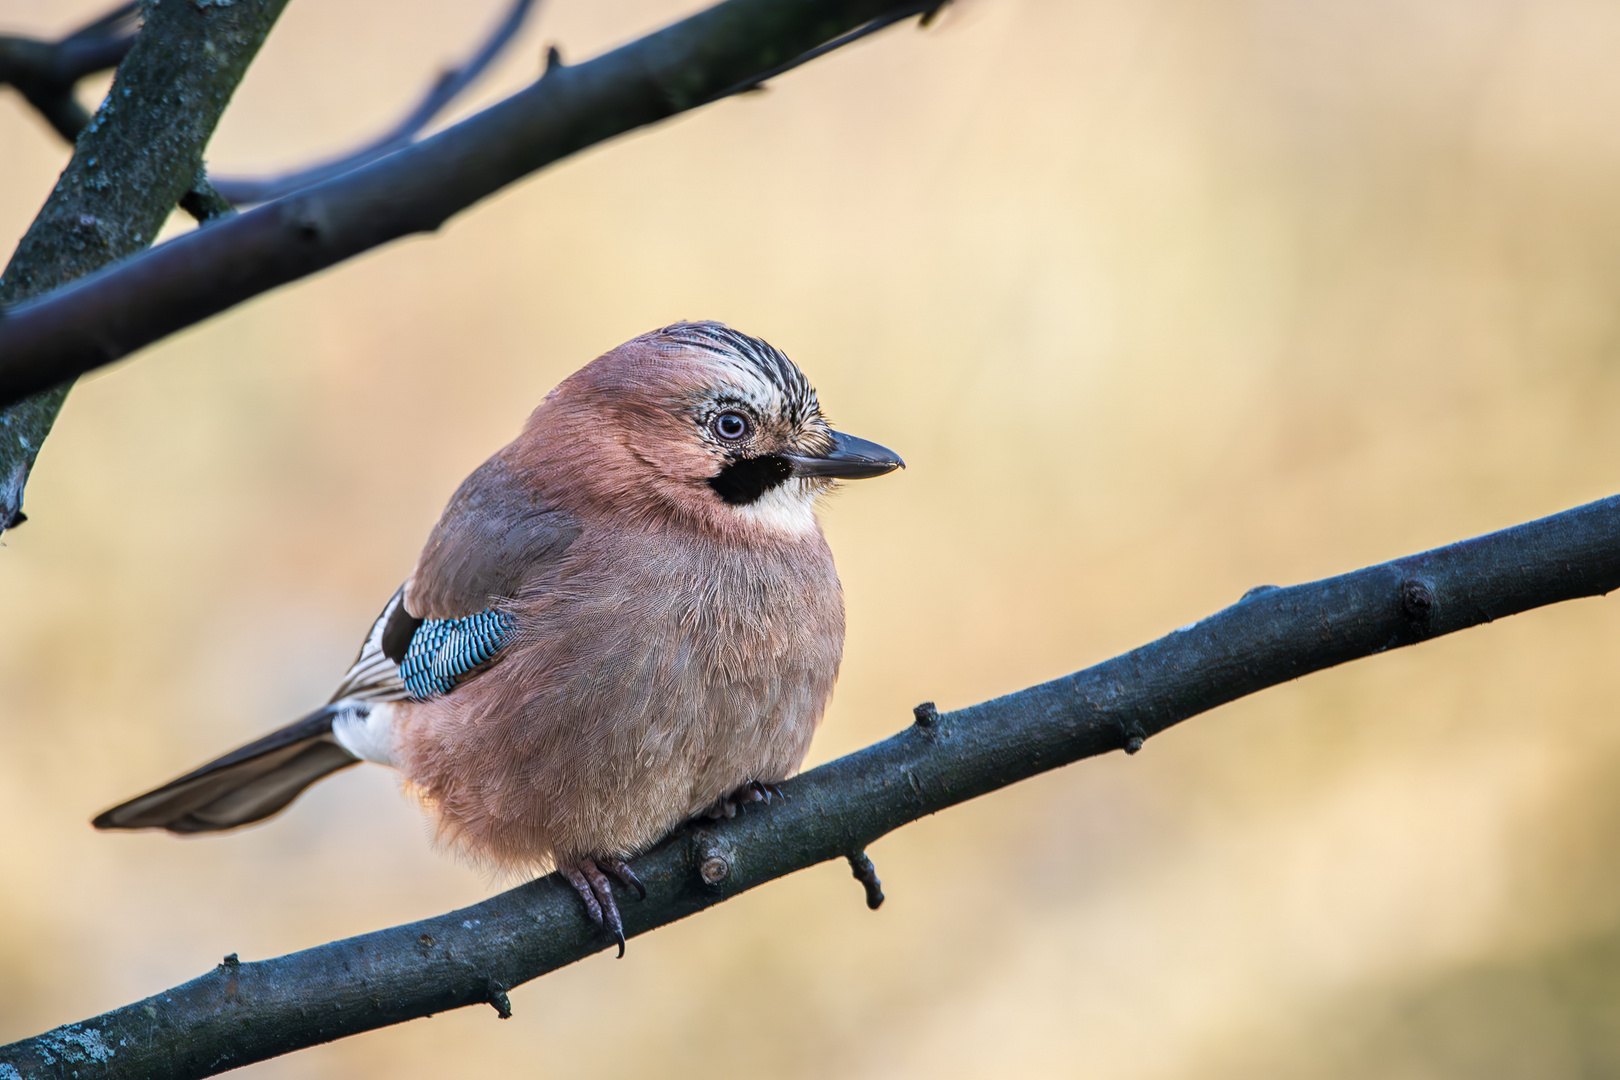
[1400,575,1437,634]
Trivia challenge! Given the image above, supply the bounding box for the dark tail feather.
[93,707,359,833]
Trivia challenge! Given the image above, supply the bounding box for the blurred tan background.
[5,0,1620,1075]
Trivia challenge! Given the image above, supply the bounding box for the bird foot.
[703,780,786,820]
[562,856,645,958]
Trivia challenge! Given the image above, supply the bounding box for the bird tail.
[92,706,361,834]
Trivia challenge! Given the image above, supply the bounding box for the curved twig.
[209,0,541,205]
[0,0,946,412]
[0,2,140,141]
[3,492,1616,1079]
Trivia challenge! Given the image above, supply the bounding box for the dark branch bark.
[0,0,942,414]
[0,3,139,142]
[4,492,1616,1080]
[0,0,289,534]
[210,0,542,206]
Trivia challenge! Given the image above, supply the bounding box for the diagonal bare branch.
[0,0,291,536]
[210,0,542,206]
[0,0,946,413]
[3,491,1616,1079]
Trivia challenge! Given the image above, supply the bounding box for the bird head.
[526,322,903,539]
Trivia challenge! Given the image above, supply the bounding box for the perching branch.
[209,0,542,206]
[0,0,945,413]
[0,0,290,534]
[0,3,139,142]
[4,492,1617,1080]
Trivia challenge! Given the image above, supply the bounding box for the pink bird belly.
[394,529,844,871]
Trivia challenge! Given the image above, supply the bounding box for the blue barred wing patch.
[398,608,513,701]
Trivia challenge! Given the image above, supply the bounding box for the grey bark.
[0,0,290,533]
[3,491,1616,1079]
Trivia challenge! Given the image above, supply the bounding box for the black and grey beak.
[784,431,905,480]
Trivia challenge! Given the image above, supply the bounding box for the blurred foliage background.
[5,0,1620,1076]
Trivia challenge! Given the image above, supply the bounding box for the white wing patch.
[327,586,410,704]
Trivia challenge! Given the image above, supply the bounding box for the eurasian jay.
[93,321,903,952]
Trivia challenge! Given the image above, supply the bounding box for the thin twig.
[710,0,944,99]
[210,0,541,206]
[0,0,944,412]
[3,491,1617,1079]
[0,2,140,141]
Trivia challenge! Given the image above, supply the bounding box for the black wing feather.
[92,706,356,833]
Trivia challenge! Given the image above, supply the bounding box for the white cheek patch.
[732,476,821,537]
[332,700,399,767]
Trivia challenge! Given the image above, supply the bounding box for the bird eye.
[711,411,751,441]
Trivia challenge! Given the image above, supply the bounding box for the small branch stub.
[847,851,885,910]
[180,175,238,224]
[694,831,731,887]
[485,980,513,1019]
[913,701,937,727]
[1117,717,1147,755]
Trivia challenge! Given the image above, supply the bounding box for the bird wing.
[407,454,581,619]
[340,454,582,703]
[94,458,582,832]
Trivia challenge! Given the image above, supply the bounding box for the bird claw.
[562,864,604,924]
[562,857,635,958]
[703,780,787,819]
[599,856,647,902]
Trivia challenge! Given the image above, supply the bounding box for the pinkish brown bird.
[94,322,902,953]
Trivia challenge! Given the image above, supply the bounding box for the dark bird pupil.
[715,412,748,440]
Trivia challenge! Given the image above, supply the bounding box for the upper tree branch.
[0,0,943,412]
[4,492,1616,1080]
[9,0,544,210]
[0,3,139,142]
[0,0,291,533]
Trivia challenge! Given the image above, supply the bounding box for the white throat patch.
[732,476,821,537]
